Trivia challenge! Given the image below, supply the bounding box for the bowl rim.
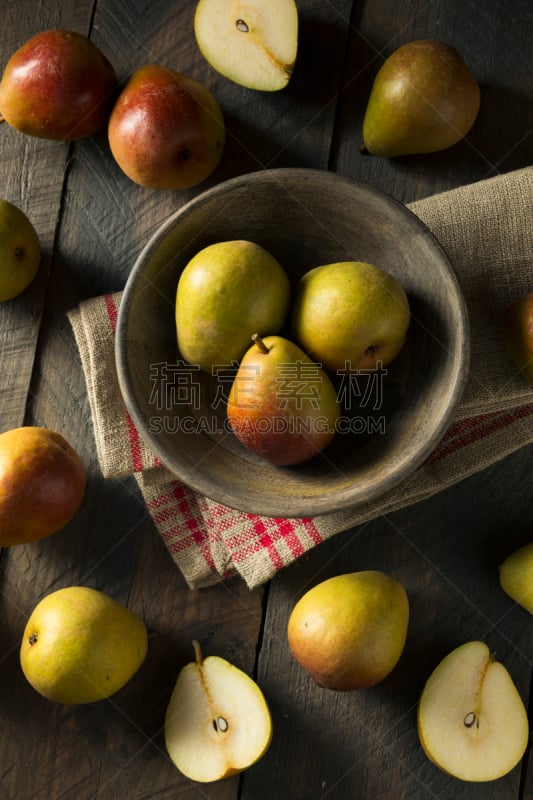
[115,167,470,517]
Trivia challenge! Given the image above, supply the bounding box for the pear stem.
[192,639,203,665]
[252,333,270,354]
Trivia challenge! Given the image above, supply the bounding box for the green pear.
[499,542,533,614]
[176,240,291,372]
[227,334,340,465]
[361,40,480,157]
[290,261,410,372]
[0,29,117,141]
[502,292,533,386]
[20,586,148,704]
[0,200,41,302]
[287,571,409,690]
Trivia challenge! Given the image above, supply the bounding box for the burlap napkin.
[68,167,533,589]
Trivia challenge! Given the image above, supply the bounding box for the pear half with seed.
[417,641,529,782]
[164,641,272,782]
[194,0,298,91]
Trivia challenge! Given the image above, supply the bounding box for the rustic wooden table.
[1,1,532,798]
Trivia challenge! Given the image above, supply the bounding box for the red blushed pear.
[0,29,117,140]
[227,334,340,466]
[0,426,86,546]
[108,64,226,190]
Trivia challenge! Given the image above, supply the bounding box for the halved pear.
[194,0,298,91]
[417,641,529,782]
[164,641,272,782]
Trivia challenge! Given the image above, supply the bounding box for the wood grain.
[0,0,531,798]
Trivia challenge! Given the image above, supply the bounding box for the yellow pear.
[290,261,410,372]
[287,571,409,690]
[165,641,272,782]
[20,586,148,704]
[499,542,533,614]
[0,199,41,302]
[176,240,291,372]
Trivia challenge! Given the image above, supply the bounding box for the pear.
[20,586,148,704]
[417,641,529,782]
[194,0,298,91]
[287,571,409,690]
[0,29,117,141]
[108,64,225,191]
[165,640,272,782]
[0,200,41,302]
[502,291,533,386]
[361,40,480,157]
[291,261,410,372]
[499,542,533,614]
[176,240,291,372]
[0,426,86,546]
[227,334,340,465]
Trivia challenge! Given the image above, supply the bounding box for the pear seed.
[463,712,477,728]
[236,19,249,33]
[213,716,229,732]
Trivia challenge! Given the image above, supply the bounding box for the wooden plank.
[247,447,533,799]
[0,0,531,798]
[244,1,533,797]
[0,0,351,797]
[0,5,101,431]
[330,0,533,202]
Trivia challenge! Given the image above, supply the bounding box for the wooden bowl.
[116,169,469,518]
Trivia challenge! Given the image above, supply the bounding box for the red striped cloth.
[69,168,533,588]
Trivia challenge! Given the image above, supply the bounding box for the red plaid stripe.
[151,481,217,574]
[427,404,533,464]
